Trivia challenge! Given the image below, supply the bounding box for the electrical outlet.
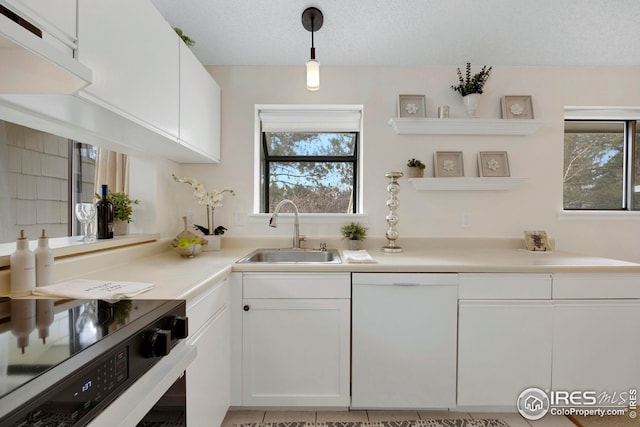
[234,211,245,226]
[460,212,471,228]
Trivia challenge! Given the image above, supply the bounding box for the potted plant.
[406,158,426,178]
[341,222,368,250]
[172,174,235,252]
[174,27,195,47]
[95,190,140,236]
[451,62,492,117]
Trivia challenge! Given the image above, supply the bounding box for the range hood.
[0,5,92,94]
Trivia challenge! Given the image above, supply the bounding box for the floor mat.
[234,421,510,427]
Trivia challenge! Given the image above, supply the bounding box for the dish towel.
[343,250,378,263]
[32,279,154,300]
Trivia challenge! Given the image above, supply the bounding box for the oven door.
[87,341,197,427]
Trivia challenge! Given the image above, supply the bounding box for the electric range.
[0,297,189,426]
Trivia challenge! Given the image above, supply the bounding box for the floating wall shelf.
[408,177,527,191]
[388,118,544,136]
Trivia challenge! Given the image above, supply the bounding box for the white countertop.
[3,238,640,300]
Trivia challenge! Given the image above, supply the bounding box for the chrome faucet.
[269,199,304,249]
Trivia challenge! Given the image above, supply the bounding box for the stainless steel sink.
[237,248,342,264]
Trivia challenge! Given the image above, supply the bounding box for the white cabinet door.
[242,298,350,407]
[552,300,640,394]
[187,279,230,427]
[77,0,179,139]
[179,43,220,161]
[457,300,553,408]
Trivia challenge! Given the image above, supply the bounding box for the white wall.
[173,65,640,262]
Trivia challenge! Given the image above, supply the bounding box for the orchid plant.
[172,174,235,235]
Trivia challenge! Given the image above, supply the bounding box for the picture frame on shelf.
[434,151,464,177]
[398,94,427,118]
[501,95,534,119]
[478,151,510,177]
[523,230,551,252]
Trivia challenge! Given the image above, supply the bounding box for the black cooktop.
[0,297,171,399]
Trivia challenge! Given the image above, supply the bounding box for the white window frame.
[560,107,640,221]
[250,104,366,224]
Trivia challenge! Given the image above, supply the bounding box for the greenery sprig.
[451,62,493,96]
[174,27,195,47]
[340,222,368,241]
[95,190,140,223]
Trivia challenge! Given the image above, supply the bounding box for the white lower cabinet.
[457,273,553,409]
[552,300,640,394]
[552,273,640,396]
[458,300,552,408]
[241,273,350,407]
[186,278,230,427]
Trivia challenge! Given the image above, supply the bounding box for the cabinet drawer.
[187,278,228,333]
[243,273,350,299]
[553,273,640,299]
[459,273,552,299]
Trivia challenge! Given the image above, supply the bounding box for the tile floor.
[222,409,577,427]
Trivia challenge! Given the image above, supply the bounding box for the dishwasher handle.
[352,273,458,287]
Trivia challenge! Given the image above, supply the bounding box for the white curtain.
[94,147,129,194]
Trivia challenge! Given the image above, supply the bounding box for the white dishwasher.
[351,273,458,409]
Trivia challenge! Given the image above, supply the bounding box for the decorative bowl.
[171,235,208,258]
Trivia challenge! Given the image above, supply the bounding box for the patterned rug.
[568,414,640,426]
[234,421,509,427]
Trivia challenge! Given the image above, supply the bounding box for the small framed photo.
[434,151,464,177]
[501,95,534,119]
[478,151,510,177]
[524,230,551,252]
[398,94,426,118]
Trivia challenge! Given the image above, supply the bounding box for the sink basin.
[237,248,342,264]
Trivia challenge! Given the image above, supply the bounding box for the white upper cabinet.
[76,0,179,140]
[0,0,91,94]
[4,0,77,48]
[179,43,221,162]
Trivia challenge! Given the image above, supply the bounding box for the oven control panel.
[8,346,130,427]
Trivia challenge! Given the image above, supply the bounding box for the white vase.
[462,93,481,118]
[204,235,221,251]
[347,239,362,250]
[113,221,128,236]
[406,167,425,178]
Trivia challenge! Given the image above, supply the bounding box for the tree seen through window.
[262,132,357,213]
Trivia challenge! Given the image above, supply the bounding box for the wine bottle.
[96,184,114,239]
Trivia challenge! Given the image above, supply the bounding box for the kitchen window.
[256,106,363,214]
[563,119,639,210]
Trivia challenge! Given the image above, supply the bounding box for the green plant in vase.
[451,62,493,118]
[341,222,368,250]
[406,158,426,178]
[95,190,140,235]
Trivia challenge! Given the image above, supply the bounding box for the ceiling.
[150,0,640,68]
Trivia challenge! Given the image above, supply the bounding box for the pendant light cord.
[310,16,316,60]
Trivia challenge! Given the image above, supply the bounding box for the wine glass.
[75,203,97,243]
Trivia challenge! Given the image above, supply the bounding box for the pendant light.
[302,7,323,91]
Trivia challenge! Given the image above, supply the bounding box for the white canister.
[34,229,54,287]
[10,230,36,297]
